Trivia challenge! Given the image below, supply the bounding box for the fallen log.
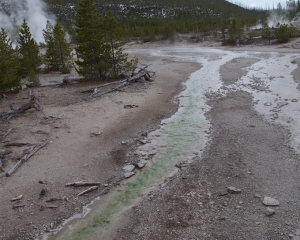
[1,91,47,119]
[6,140,49,177]
[77,186,98,196]
[82,66,156,99]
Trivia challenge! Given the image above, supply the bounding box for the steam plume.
[0,0,56,44]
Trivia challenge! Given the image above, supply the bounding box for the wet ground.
[50,46,300,239]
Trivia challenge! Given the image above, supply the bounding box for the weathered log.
[66,181,101,187]
[81,66,156,99]
[1,91,46,119]
[6,140,49,177]
[77,186,98,196]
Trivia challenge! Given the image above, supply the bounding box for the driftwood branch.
[6,140,49,177]
[77,186,98,196]
[1,91,47,120]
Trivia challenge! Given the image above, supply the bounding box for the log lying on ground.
[1,91,46,120]
[81,66,156,98]
[6,140,49,177]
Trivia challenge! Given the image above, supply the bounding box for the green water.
[59,82,203,240]
[57,51,219,240]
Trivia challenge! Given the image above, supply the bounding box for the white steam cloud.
[0,0,56,44]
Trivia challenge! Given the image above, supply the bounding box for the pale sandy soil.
[0,44,200,240]
[1,38,300,240]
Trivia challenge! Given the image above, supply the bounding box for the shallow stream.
[51,47,300,240]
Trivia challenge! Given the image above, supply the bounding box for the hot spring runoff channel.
[55,47,300,240]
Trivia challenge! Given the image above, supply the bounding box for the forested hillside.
[43,0,267,41]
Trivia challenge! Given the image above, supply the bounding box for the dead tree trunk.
[6,140,49,177]
[81,66,156,99]
[1,92,46,119]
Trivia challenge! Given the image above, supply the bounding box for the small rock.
[236,205,242,209]
[137,160,147,169]
[39,189,47,196]
[227,187,241,194]
[265,207,275,217]
[124,172,135,178]
[254,193,261,198]
[38,179,47,184]
[288,234,294,238]
[218,190,229,196]
[122,164,135,173]
[263,197,279,206]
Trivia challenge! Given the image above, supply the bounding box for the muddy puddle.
[44,47,300,240]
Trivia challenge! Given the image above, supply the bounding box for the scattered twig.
[77,186,98,196]
[45,205,58,209]
[11,195,23,202]
[90,132,102,137]
[2,128,13,139]
[46,197,63,202]
[66,181,101,187]
[49,114,63,119]
[4,143,33,147]
[6,140,49,177]
[12,204,25,209]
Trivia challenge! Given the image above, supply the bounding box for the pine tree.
[75,0,111,80]
[53,23,72,73]
[43,21,72,72]
[18,19,41,77]
[43,21,56,71]
[0,28,21,94]
[103,10,137,78]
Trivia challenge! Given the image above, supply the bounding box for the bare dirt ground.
[1,38,300,240]
[0,49,199,239]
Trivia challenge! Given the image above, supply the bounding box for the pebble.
[137,160,147,169]
[254,193,261,198]
[218,190,229,196]
[263,197,279,206]
[265,207,275,216]
[227,187,241,194]
[122,164,135,173]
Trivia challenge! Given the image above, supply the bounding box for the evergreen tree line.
[0,0,137,96]
[44,0,266,43]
